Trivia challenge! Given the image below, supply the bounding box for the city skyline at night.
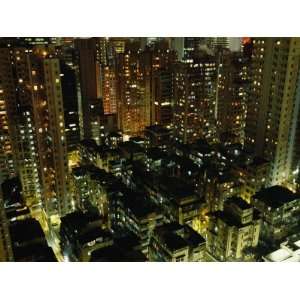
[1,37,300,262]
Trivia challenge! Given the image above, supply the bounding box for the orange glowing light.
[242,37,251,45]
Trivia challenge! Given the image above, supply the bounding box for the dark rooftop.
[147,147,167,161]
[191,138,212,153]
[77,227,112,245]
[129,136,146,144]
[182,225,206,247]
[90,245,146,262]
[72,165,118,186]
[159,176,195,200]
[162,232,188,251]
[80,139,98,150]
[211,211,243,227]
[254,186,300,209]
[154,222,205,251]
[9,219,45,245]
[119,141,144,154]
[60,211,102,235]
[6,205,30,221]
[174,142,191,154]
[145,125,170,135]
[121,190,162,220]
[226,196,252,210]
[107,131,122,139]
[13,244,57,262]
[166,154,199,173]
[250,156,269,166]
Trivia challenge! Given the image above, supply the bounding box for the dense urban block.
[1,37,300,262]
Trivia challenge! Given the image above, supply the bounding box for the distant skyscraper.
[101,65,117,115]
[75,38,103,144]
[59,46,84,141]
[152,68,174,127]
[170,37,184,61]
[206,37,230,51]
[111,40,177,132]
[0,87,16,184]
[183,37,205,60]
[22,37,59,46]
[60,61,81,152]
[109,38,127,54]
[144,43,177,127]
[245,38,300,186]
[216,49,250,143]
[228,37,242,52]
[173,52,218,143]
[116,43,151,136]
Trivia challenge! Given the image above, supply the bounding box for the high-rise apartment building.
[0,86,16,184]
[0,46,71,218]
[75,38,103,143]
[0,47,42,206]
[109,38,127,55]
[112,40,177,136]
[60,61,81,152]
[116,43,150,136]
[33,56,71,217]
[173,53,217,144]
[206,37,230,51]
[170,37,184,61]
[183,38,205,60]
[146,44,177,127]
[101,65,117,115]
[216,50,250,143]
[245,38,300,186]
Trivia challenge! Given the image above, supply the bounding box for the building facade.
[245,38,300,186]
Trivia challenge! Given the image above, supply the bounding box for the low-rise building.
[144,125,171,149]
[9,219,56,261]
[71,165,119,224]
[263,237,300,262]
[149,222,206,261]
[60,211,104,261]
[252,186,300,248]
[206,197,261,261]
[112,189,164,256]
[205,168,239,212]
[119,141,146,161]
[90,233,146,262]
[235,156,269,203]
